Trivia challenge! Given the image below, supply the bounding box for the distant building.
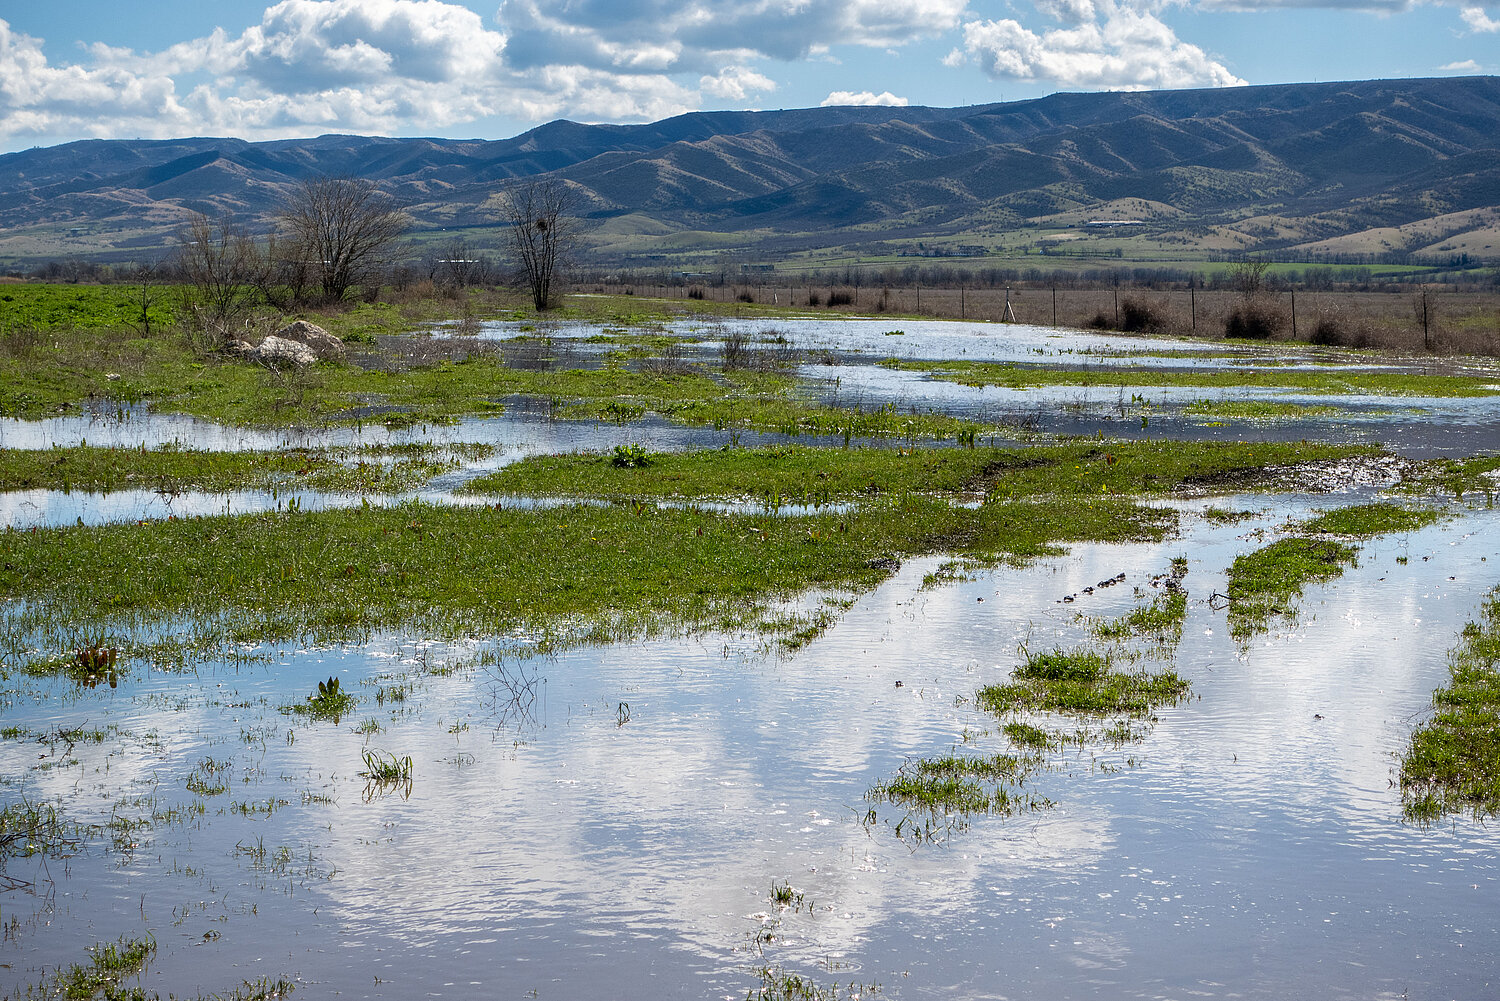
[1085,220,1144,228]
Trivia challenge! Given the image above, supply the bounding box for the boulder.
[275,319,345,360]
[223,339,255,358]
[255,335,317,368]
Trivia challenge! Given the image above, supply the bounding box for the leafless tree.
[279,177,408,303]
[505,178,579,310]
[176,212,264,336]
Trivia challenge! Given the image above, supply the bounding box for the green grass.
[1224,536,1357,640]
[465,440,1382,502]
[1182,400,1342,420]
[0,284,178,332]
[976,648,1191,718]
[0,496,1175,669]
[890,359,1500,398]
[0,444,491,494]
[1401,588,1500,823]
[865,751,1051,839]
[1300,502,1440,538]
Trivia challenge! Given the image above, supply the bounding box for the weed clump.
[291,677,356,722]
[611,443,652,468]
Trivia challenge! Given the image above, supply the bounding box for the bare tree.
[279,177,408,303]
[505,178,579,310]
[176,212,264,336]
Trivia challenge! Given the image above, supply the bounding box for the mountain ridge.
[3,75,1499,266]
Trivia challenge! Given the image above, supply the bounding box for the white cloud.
[498,0,967,73]
[700,66,776,100]
[1440,58,1483,70]
[951,0,1246,90]
[1460,5,1500,30]
[821,89,909,106]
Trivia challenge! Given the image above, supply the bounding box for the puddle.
[4,315,1499,997]
[1,503,1497,998]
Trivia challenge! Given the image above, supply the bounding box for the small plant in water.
[360,748,414,800]
[295,676,356,722]
[72,642,120,688]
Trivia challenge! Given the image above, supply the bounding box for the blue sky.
[0,0,1495,152]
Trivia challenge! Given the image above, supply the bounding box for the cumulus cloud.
[1461,6,1500,30]
[1,0,980,148]
[700,66,776,100]
[497,0,968,73]
[821,90,909,106]
[951,0,1246,90]
[1440,58,1483,70]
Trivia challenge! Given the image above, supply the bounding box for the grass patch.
[748,965,881,1001]
[1225,503,1436,640]
[1300,502,1440,538]
[976,648,1191,718]
[1401,588,1500,823]
[0,444,491,494]
[0,497,1174,663]
[286,676,356,722]
[1224,536,1357,640]
[892,359,1500,398]
[465,440,1382,502]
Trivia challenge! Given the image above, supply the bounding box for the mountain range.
[2,75,1499,267]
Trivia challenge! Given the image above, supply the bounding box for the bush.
[1224,302,1283,340]
[687,286,706,300]
[737,291,755,303]
[827,290,853,307]
[806,290,822,306]
[1119,296,1167,334]
[1086,312,1111,330]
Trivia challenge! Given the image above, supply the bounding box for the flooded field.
[2,314,1498,999]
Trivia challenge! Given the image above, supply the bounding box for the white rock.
[275,319,345,360]
[255,335,318,368]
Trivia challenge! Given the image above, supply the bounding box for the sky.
[0,0,1495,153]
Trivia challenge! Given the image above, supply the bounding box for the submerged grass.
[865,750,1051,843]
[0,496,1175,668]
[1400,588,1500,824]
[891,359,1500,398]
[1096,590,1188,644]
[0,444,492,494]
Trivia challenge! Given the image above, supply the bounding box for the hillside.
[2,76,1498,267]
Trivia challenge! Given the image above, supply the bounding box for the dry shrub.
[1119,296,1168,334]
[806,290,822,306]
[826,290,853,307]
[687,287,706,300]
[1225,300,1284,340]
